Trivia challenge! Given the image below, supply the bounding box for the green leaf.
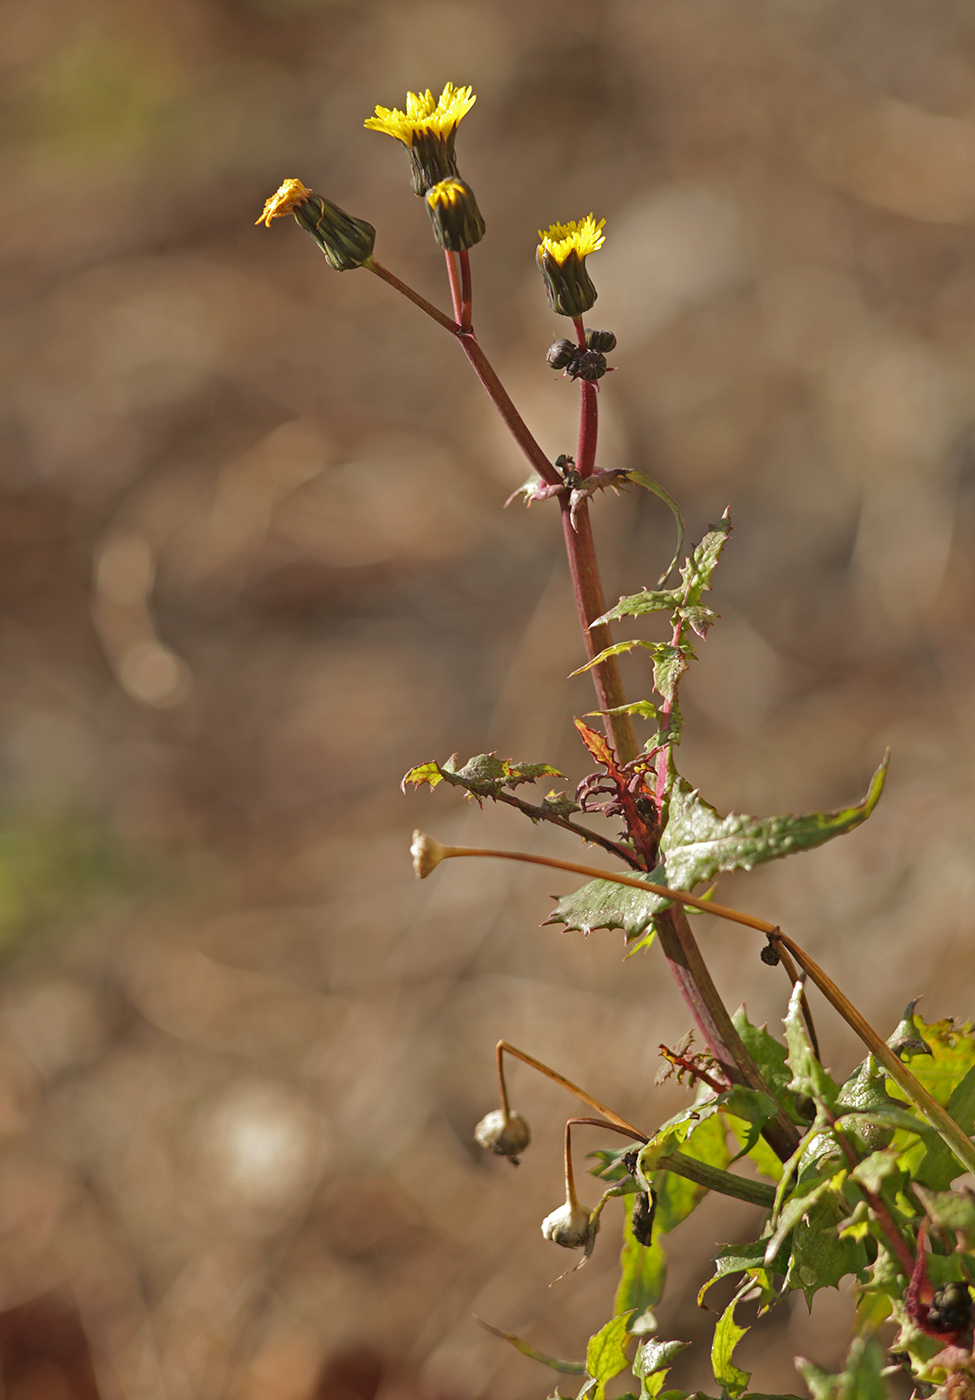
[615,1196,667,1319]
[652,644,692,706]
[587,700,660,724]
[784,981,840,1109]
[403,752,564,802]
[585,1312,636,1400]
[891,1015,975,1104]
[593,590,680,627]
[680,510,732,605]
[475,1319,586,1374]
[547,757,888,940]
[625,471,686,586]
[633,1338,690,1400]
[571,639,659,676]
[732,1009,792,1101]
[401,761,443,790]
[679,605,718,638]
[782,1187,871,1305]
[795,1336,887,1400]
[711,1288,751,1397]
[913,1184,975,1249]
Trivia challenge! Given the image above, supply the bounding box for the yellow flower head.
[365,82,476,145]
[536,215,606,317]
[255,178,314,227]
[537,215,606,267]
[256,178,375,271]
[365,83,476,195]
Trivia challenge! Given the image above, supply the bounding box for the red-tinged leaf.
[574,718,615,770]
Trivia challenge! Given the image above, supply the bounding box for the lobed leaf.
[633,1338,690,1400]
[584,1311,636,1400]
[548,757,888,939]
[402,752,564,802]
[711,1289,751,1398]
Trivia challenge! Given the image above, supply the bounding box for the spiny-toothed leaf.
[679,510,732,605]
[888,1014,975,1106]
[633,1338,690,1400]
[585,1311,636,1400]
[784,981,840,1109]
[782,1188,871,1305]
[796,1336,887,1400]
[540,790,582,819]
[574,718,615,768]
[678,605,718,639]
[474,1319,586,1374]
[661,758,888,892]
[404,752,565,802]
[592,589,681,628]
[571,639,657,676]
[887,998,933,1061]
[547,758,887,939]
[586,700,660,724]
[401,761,444,791]
[615,1196,667,1320]
[652,644,693,705]
[624,471,686,586]
[711,1289,751,1398]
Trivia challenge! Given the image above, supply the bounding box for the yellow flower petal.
[365,82,476,145]
[537,214,606,266]
[256,178,313,227]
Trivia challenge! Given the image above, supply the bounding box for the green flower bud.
[256,179,375,271]
[425,177,485,251]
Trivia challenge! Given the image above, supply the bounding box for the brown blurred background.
[1,0,975,1396]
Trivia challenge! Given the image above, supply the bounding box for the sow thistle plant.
[260,82,975,1400]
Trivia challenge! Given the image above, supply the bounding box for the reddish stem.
[572,317,597,479]
[366,258,459,333]
[444,250,464,326]
[459,250,473,332]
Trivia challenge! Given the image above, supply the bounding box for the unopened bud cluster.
[546,327,617,383]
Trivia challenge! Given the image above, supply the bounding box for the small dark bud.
[546,338,576,370]
[631,1189,656,1247]
[927,1282,972,1336]
[760,942,780,966]
[585,328,617,352]
[554,453,575,471]
[567,349,607,382]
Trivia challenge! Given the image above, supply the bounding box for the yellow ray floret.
[365,82,476,145]
[537,215,606,265]
[256,178,313,227]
